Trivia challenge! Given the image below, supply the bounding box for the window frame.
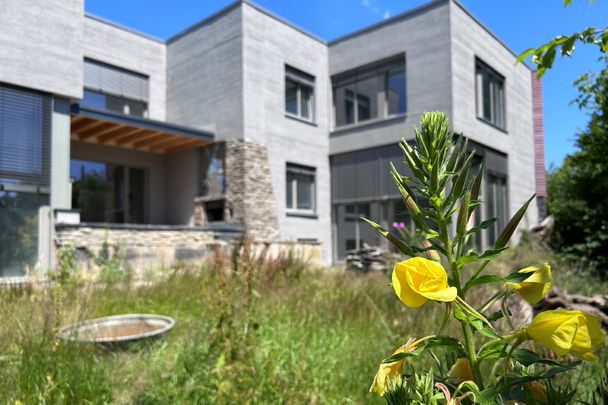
[285,65,315,123]
[285,163,316,216]
[82,88,149,118]
[332,54,406,129]
[475,58,506,131]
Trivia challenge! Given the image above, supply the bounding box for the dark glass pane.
[106,94,125,115]
[355,74,382,122]
[296,173,313,210]
[70,159,107,222]
[493,81,504,128]
[387,70,406,115]
[334,85,356,126]
[285,79,298,115]
[300,85,312,120]
[126,99,147,118]
[286,173,294,209]
[81,90,106,110]
[482,73,492,121]
[0,191,47,277]
[128,168,145,224]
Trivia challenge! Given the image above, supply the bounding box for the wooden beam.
[96,125,142,144]
[70,115,87,126]
[131,132,172,149]
[163,139,208,154]
[148,137,196,152]
[115,129,155,146]
[78,122,117,141]
[71,119,106,135]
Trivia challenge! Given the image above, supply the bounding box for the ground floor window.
[0,191,48,277]
[70,159,147,224]
[286,163,316,214]
[334,199,413,260]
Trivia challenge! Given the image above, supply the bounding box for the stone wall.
[54,223,320,275]
[55,224,218,271]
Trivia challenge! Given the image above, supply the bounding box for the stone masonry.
[55,224,218,271]
[194,140,282,241]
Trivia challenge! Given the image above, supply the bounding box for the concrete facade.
[0,0,543,273]
[0,0,83,99]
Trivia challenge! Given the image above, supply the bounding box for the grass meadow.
[0,238,606,404]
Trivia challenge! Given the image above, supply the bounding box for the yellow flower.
[509,263,551,304]
[370,338,417,395]
[448,358,473,381]
[526,309,605,361]
[525,381,548,404]
[392,257,457,308]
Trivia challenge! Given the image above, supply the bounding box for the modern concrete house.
[0,0,545,277]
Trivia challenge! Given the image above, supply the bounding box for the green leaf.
[478,361,582,402]
[463,274,503,291]
[382,336,467,363]
[564,0,573,6]
[456,190,471,239]
[454,305,500,339]
[512,348,561,367]
[494,194,536,249]
[477,342,508,361]
[361,217,416,257]
[516,47,536,64]
[455,246,508,268]
[504,271,530,283]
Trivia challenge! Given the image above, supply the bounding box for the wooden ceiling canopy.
[70,112,212,154]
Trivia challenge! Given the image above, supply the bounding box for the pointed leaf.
[494,194,535,249]
[361,217,415,257]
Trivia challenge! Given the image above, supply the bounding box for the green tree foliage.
[517,1,608,76]
[548,56,608,275]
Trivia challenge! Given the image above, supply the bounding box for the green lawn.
[0,240,605,404]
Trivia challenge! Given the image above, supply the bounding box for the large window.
[475,59,505,129]
[286,163,316,214]
[82,58,149,118]
[0,84,51,277]
[71,159,147,224]
[285,65,315,122]
[333,55,405,128]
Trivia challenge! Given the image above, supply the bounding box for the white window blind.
[83,58,149,102]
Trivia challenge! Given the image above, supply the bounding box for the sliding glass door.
[71,160,147,224]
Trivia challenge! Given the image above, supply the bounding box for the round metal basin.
[58,314,175,345]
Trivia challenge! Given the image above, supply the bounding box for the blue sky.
[85,0,608,169]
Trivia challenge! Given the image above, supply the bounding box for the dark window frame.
[475,58,506,131]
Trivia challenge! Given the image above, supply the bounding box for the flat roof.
[86,0,529,69]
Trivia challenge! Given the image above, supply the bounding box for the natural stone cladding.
[224,140,280,241]
[55,224,218,271]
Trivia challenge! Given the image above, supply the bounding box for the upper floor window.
[333,54,405,128]
[285,65,315,122]
[475,59,505,130]
[82,58,149,118]
[286,163,316,215]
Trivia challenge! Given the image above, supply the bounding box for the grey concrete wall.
[328,1,452,155]
[51,98,72,209]
[241,3,333,264]
[166,6,244,138]
[166,148,200,225]
[0,0,83,98]
[70,141,168,224]
[449,1,538,230]
[83,15,167,120]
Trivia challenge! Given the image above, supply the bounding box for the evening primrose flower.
[525,309,605,361]
[448,358,473,381]
[392,257,457,308]
[370,337,417,395]
[507,263,551,304]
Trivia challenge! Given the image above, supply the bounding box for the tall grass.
[0,240,605,403]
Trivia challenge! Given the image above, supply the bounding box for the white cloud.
[361,0,391,19]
